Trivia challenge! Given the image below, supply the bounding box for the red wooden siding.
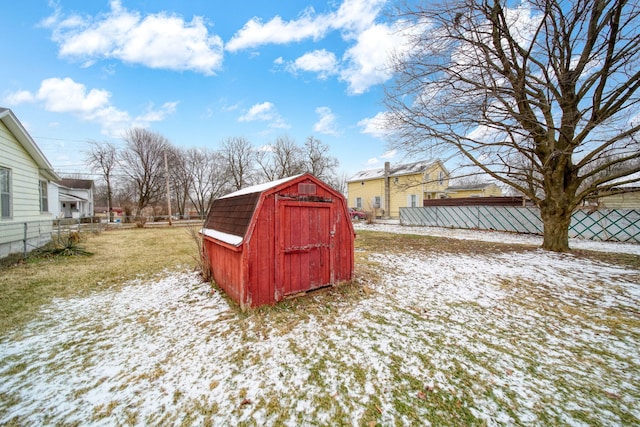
[201,174,355,310]
[203,238,245,304]
[277,201,332,297]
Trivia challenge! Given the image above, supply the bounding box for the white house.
[57,178,94,219]
[0,108,60,258]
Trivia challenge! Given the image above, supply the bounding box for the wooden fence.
[400,206,640,243]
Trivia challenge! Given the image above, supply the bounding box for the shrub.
[37,233,93,257]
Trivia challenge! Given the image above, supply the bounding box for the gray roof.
[348,160,444,182]
[58,178,94,190]
[608,171,640,188]
[446,183,497,191]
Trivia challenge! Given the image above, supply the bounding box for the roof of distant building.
[446,182,498,191]
[348,160,444,182]
[58,178,94,189]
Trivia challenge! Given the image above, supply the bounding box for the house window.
[356,197,363,209]
[0,167,11,219]
[39,181,48,212]
[410,194,417,207]
[439,171,445,186]
[373,196,381,209]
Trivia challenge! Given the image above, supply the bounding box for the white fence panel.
[400,207,640,243]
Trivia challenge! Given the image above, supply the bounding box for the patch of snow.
[1,226,639,425]
[220,174,302,199]
[200,227,243,246]
[355,222,640,255]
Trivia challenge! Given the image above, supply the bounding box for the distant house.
[445,182,503,198]
[586,172,640,209]
[347,160,505,218]
[57,178,94,219]
[347,160,450,218]
[0,108,60,258]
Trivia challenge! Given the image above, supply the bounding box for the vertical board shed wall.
[203,238,245,305]
[247,193,277,307]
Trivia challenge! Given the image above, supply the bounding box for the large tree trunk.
[539,200,572,252]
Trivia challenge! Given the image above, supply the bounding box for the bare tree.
[184,148,230,217]
[120,128,172,216]
[85,141,118,222]
[326,170,349,195]
[220,136,255,191]
[303,136,339,181]
[255,135,305,181]
[167,147,190,218]
[384,0,640,251]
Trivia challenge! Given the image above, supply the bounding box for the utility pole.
[164,151,172,226]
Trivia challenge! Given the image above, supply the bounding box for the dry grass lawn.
[0,226,198,335]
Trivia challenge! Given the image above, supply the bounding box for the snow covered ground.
[1,224,639,426]
[355,221,640,255]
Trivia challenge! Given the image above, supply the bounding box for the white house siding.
[0,120,54,258]
[47,182,61,219]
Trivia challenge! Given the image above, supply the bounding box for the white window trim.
[0,167,12,220]
[39,180,48,212]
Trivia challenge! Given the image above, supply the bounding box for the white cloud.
[43,1,224,75]
[380,149,396,159]
[340,23,395,94]
[132,102,179,128]
[3,90,35,104]
[238,101,289,129]
[313,106,339,136]
[226,7,328,52]
[332,0,386,38]
[5,77,177,137]
[358,112,392,139]
[238,102,276,122]
[366,149,396,166]
[227,0,386,51]
[290,50,338,79]
[225,0,399,94]
[36,77,111,114]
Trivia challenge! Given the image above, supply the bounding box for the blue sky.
[1,0,402,178]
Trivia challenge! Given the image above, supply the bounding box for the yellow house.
[347,160,450,218]
[445,183,502,198]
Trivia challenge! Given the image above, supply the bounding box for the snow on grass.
[355,222,640,255]
[1,226,639,426]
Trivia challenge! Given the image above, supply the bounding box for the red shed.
[200,173,355,309]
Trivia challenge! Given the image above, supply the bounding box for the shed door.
[276,200,332,298]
